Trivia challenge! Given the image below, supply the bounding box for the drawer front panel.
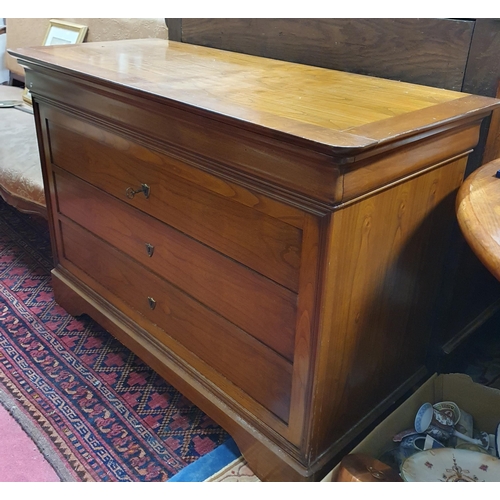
[54,167,297,361]
[48,119,302,292]
[59,218,293,422]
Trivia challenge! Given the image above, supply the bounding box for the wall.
[5,18,168,79]
[0,18,8,84]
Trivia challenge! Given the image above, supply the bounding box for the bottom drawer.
[58,218,293,423]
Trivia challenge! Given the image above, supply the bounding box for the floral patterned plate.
[401,448,500,482]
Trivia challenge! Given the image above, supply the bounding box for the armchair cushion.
[0,85,45,215]
[1,18,168,217]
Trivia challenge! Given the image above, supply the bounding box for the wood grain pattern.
[47,118,302,291]
[14,38,500,481]
[50,267,315,481]
[165,18,182,42]
[41,103,309,227]
[177,19,474,91]
[161,18,500,361]
[286,213,324,446]
[10,39,473,149]
[59,217,293,422]
[462,19,500,98]
[456,158,500,281]
[342,124,480,203]
[34,83,344,210]
[52,261,295,439]
[21,49,497,210]
[54,167,298,360]
[308,157,467,459]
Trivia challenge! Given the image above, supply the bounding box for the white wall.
[0,18,8,84]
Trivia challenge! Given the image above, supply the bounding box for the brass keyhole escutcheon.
[148,297,156,310]
[125,183,150,199]
[145,243,154,257]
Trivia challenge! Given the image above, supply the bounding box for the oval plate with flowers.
[401,448,500,482]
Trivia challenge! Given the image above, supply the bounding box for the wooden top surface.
[457,158,500,281]
[10,38,500,153]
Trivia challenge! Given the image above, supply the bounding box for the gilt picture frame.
[42,19,88,46]
[22,19,88,105]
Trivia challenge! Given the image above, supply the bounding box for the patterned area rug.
[0,198,231,481]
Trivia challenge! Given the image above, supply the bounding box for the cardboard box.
[323,373,500,481]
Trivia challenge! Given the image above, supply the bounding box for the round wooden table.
[457,158,500,281]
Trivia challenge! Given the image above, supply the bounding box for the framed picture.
[42,19,88,46]
[22,20,88,105]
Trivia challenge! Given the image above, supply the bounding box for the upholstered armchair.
[0,18,168,218]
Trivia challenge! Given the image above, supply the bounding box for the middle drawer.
[53,167,297,362]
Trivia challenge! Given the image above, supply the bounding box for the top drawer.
[43,108,303,292]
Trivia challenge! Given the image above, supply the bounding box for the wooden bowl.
[336,453,403,482]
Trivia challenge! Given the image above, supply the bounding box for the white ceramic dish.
[433,401,461,425]
[401,448,500,482]
[0,100,23,108]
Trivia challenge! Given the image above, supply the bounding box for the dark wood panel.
[430,225,500,357]
[59,217,293,422]
[178,18,474,91]
[165,19,182,41]
[483,80,500,163]
[462,19,500,97]
[460,19,500,170]
[437,156,500,355]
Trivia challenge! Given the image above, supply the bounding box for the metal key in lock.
[126,183,150,199]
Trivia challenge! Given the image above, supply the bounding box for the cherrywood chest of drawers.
[10,39,500,481]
